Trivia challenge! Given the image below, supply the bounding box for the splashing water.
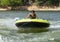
[49,21,60,28]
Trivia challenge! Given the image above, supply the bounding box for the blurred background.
[0,0,60,11]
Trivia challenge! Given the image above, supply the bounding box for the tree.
[0,0,10,6]
[51,0,59,6]
[9,0,22,6]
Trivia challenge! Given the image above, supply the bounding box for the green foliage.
[0,0,22,6]
[0,0,60,6]
[45,0,52,6]
[0,0,10,6]
[34,0,60,6]
[9,0,22,6]
[35,0,43,5]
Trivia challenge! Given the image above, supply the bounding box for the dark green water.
[0,11,60,42]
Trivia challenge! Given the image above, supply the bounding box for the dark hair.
[31,10,35,13]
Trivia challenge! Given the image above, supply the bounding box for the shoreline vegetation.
[0,0,60,11]
[0,6,60,11]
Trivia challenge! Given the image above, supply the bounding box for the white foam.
[14,17,20,21]
[0,19,18,30]
[49,21,60,28]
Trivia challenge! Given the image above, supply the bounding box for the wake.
[49,21,60,28]
[0,18,18,30]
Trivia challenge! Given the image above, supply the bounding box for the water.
[0,11,60,42]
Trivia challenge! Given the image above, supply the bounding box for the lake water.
[0,11,60,42]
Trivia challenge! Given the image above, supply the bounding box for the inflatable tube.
[15,19,50,28]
